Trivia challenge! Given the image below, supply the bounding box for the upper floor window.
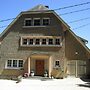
[55,38,60,45]
[29,39,33,45]
[35,39,40,45]
[21,36,62,47]
[43,18,50,25]
[42,39,46,45]
[24,18,50,26]
[23,39,27,45]
[48,39,53,45]
[25,18,32,26]
[34,18,40,26]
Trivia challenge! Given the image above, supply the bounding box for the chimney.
[45,6,49,8]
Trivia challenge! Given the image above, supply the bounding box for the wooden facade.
[0,5,90,79]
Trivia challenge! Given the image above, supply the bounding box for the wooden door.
[36,60,44,76]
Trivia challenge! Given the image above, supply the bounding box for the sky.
[0,0,90,48]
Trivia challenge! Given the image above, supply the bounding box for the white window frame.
[5,59,24,69]
[54,60,60,68]
[21,36,62,47]
[24,18,32,26]
[42,18,50,25]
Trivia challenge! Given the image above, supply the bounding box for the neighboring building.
[0,5,90,79]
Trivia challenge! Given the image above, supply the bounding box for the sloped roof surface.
[29,4,49,11]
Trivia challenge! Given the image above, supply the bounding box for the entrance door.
[36,60,44,76]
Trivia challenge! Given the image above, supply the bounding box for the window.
[55,60,60,67]
[48,39,53,45]
[42,39,46,45]
[29,39,33,45]
[25,19,32,26]
[18,60,23,67]
[13,60,17,67]
[21,37,61,46]
[34,18,40,26]
[23,39,27,45]
[43,18,50,25]
[55,38,60,45]
[35,39,40,45]
[7,60,12,67]
[6,59,23,69]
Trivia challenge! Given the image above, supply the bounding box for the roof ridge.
[28,4,49,11]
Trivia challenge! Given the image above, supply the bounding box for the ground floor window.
[55,60,60,67]
[6,59,23,69]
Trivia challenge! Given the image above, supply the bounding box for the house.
[0,5,90,79]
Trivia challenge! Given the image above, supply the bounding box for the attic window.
[43,18,50,25]
[34,18,40,26]
[25,18,32,26]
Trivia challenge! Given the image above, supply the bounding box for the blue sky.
[0,0,90,48]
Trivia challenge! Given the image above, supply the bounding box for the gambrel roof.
[0,4,90,57]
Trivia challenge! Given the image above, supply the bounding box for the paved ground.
[0,77,90,90]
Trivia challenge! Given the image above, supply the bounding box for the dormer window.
[24,18,50,27]
[34,18,40,26]
[43,18,50,25]
[25,18,32,26]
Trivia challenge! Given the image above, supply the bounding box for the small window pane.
[43,18,50,25]
[13,60,17,67]
[48,39,53,45]
[29,39,33,45]
[55,39,60,45]
[7,60,12,67]
[42,39,46,45]
[18,60,23,67]
[25,20,32,26]
[34,19,40,26]
[35,39,40,45]
[55,61,60,67]
[23,39,27,45]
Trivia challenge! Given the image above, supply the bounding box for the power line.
[0,2,90,29]
[0,1,90,23]
[60,7,90,15]
[0,18,15,22]
[54,1,90,11]
[72,23,90,30]
[1,7,90,23]
[68,17,90,23]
